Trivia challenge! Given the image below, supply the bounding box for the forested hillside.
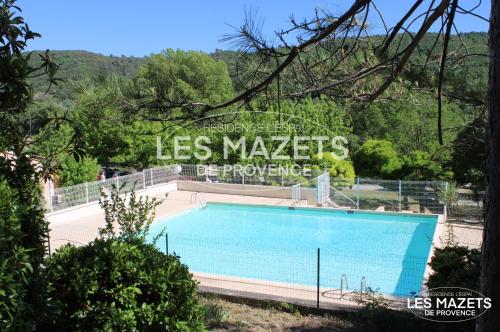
[30,32,488,101]
[26,33,488,188]
[29,51,146,100]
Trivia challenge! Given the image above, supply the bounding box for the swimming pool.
[149,203,438,296]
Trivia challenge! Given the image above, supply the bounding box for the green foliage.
[427,246,480,291]
[202,298,229,327]
[98,185,164,242]
[353,140,402,179]
[168,97,352,166]
[401,150,452,181]
[41,182,195,331]
[110,120,162,168]
[42,239,204,331]
[0,156,50,328]
[451,115,485,188]
[28,50,145,101]
[58,154,100,186]
[23,36,488,185]
[14,100,63,137]
[0,1,55,327]
[351,94,466,180]
[328,159,355,180]
[136,49,233,105]
[437,181,459,208]
[27,33,488,105]
[30,120,100,186]
[70,76,132,165]
[0,180,33,330]
[312,152,355,186]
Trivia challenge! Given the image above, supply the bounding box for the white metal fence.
[328,178,448,214]
[448,189,483,222]
[176,164,319,187]
[292,184,301,202]
[48,165,178,212]
[47,164,483,219]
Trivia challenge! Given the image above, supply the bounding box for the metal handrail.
[340,273,349,297]
[190,192,206,208]
[330,185,357,209]
[360,276,366,298]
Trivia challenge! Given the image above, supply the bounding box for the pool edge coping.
[205,201,442,219]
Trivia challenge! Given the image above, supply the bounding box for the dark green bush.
[427,245,480,290]
[41,239,204,331]
[0,180,33,330]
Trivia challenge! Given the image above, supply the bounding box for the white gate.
[316,172,330,204]
[292,184,301,201]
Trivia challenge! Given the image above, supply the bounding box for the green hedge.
[427,245,480,291]
[41,239,204,331]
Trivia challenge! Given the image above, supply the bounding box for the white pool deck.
[46,182,483,310]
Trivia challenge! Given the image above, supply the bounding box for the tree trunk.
[478,0,500,330]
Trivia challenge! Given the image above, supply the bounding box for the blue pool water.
[149,203,438,296]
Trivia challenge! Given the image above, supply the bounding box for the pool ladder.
[190,192,207,208]
[339,274,366,299]
[340,273,349,298]
[360,276,366,299]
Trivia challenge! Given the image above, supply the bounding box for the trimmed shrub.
[426,245,480,290]
[353,140,402,179]
[311,153,355,187]
[41,239,204,331]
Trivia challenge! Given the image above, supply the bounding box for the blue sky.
[19,0,489,57]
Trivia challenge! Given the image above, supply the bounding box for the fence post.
[317,248,320,309]
[49,182,54,213]
[356,177,360,210]
[85,182,89,204]
[242,172,245,185]
[398,180,402,212]
[444,181,448,219]
[143,169,147,189]
[150,168,154,186]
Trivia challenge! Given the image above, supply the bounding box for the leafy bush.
[0,180,33,330]
[42,239,204,331]
[426,245,480,290]
[98,185,164,242]
[58,154,100,186]
[402,150,452,180]
[136,49,233,105]
[312,152,355,186]
[201,298,229,326]
[353,140,402,179]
